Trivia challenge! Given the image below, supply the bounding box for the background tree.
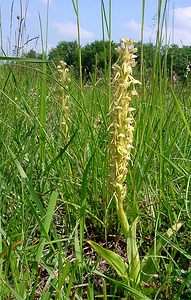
[23,49,38,59]
[47,40,191,81]
[48,40,118,78]
[82,40,118,77]
[165,44,191,79]
[48,41,79,71]
[136,42,156,79]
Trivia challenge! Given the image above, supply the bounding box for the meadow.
[0,1,191,299]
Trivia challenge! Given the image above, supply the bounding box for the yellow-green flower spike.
[57,60,70,137]
[109,38,140,238]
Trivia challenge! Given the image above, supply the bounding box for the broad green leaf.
[88,240,129,281]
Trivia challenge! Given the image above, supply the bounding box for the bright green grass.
[0,59,191,299]
[0,0,191,298]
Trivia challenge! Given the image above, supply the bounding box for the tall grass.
[0,0,191,299]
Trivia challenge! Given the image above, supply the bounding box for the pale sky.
[0,0,191,55]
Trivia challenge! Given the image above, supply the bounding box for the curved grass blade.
[141,222,183,281]
[93,270,152,300]
[42,129,78,177]
[35,191,58,263]
[7,147,55,252]
[0,278,24,300]
[170,85,191,137]
[0,55,47,63]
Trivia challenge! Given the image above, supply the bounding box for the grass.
[0,0,191,299]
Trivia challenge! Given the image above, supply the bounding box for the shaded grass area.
[0,58,191,299]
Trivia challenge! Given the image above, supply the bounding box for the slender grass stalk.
[0,7,3,55]
[108,0,112,106]
[0,214,2,300]
[45,0,50,55]
[101,0,112,108]
[9,1,14,55]
[170,0,175,80]
[72,0,83,92]
[39,14,47,166]
[101,1,106,70]
[101,0,112,244]
[35,191,58,263]
[140,0,145,84]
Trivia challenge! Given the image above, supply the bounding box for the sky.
[0,0,191,55]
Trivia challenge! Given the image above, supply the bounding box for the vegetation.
[47,40,191,81]
[0,0,191,299]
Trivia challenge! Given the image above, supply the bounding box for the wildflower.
[57,61,70,137]
[185,61,191,79]
[109,38,140,237]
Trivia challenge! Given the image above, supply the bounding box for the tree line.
[25,40,191,80]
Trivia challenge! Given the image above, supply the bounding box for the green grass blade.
[170,85,191,136]
[80,151,95,249]
[0,278,24,300]
[42,129,78,176]
[74,225,82,264]
[7,148,55,251]
[35,191,58,263]
[0,55,47,63]
[0,215,2,299]
[141,222,183,281]
[93,270,152,300]
[8,148,45,216]
[38,14,47,165]
[65,261,78,299]
[57,259,71,296]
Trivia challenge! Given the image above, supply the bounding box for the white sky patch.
[174,6,191,28]
[124,19,155,43]
[172,27,191,45]
[52,22,95,40]
[172,7,191,45]
[39,0,52,4]
[125,7,191,46]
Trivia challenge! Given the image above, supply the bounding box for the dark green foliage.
[48,40,118,78]
[136,42,155,70]
[48,40,79,70]
[23,49,38,59]
[165,44,191,79]
[22,49,43,60]
[82,40,118,76]
[14,33,191,84]
[22,41,191,81]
